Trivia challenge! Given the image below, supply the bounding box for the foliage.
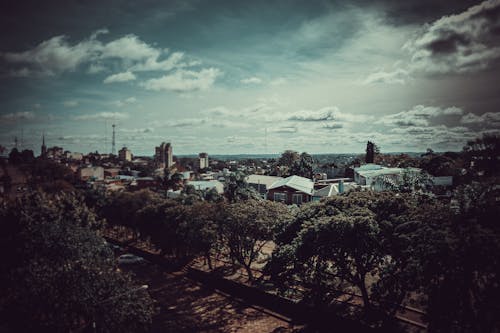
[0,191,154,332]
[463,133,500,177]
[221,200,292,281]
[99,189,161,236]
[373,168,434,193]
[365,141,379,164]
[224,171,261,202]
[290,152,314,178]
[404,182,500,332]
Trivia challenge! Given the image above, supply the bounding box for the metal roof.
[268,175,314,194]
[246,175,284,188]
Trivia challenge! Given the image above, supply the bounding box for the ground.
[121,261,296,333]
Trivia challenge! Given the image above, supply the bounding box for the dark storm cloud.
[404,0,500,74]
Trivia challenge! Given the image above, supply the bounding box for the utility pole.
[111,124,116,155]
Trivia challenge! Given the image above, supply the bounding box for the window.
[274,192,286,202]
[292,194,303,205]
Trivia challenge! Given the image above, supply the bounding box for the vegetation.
[0,191,154,332]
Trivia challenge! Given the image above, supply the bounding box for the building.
[47,146,64,160]
[354,164,423,191]
[118,147,132,162]
[312,179,355,201]
[154,142,173,169]
[187,180,224,194]
[246,174,283,199]
[78,166,104,181]
[267,175,314,205]
[198,152,209,170]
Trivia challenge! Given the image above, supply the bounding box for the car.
[117,253,146,265]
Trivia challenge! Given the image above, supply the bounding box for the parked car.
[117,253,146,265]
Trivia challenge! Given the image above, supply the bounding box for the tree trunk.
[244,264,254,282]
[358,275,371,311]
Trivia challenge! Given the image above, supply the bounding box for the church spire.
[41,132,47,158]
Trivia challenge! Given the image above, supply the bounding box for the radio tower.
[111,124,116,155]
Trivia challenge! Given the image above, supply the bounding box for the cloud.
[270,126,298,134]
[363,68,409,85]
[130,52,186,72]
[378,105,464,127]
[74,112,128,120]
[241,77,263,84]
[1,34,101,76]
[118,127,154,133]
[270,77,287,86]
[163,118,207,127]
[0,111,35,122]
[100,34,159,61]
[1,29,209,79]
[103,71,136,84]
[322,123,344,130]
[111,97,137,107]
[460,111,500,125]
[403,0,500,74]
[63,100,79,107]
[140,68,221,92]
[288,106,369,123]
[201,106,233,117]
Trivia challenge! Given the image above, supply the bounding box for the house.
[312,180,355,201]
[267,175,314,205]
[187,180,224,194]
[246,174,283,199]
[354,164,424,191]
[104,168,121,178]
[78,166,104,181]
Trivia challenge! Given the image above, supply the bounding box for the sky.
[1,0,499,155]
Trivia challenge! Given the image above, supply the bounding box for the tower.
[111,124,116,155]
[41,132,47,158]
[154,142,173,169]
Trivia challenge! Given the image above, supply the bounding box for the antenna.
[265,127,268,155]
[14,136,18,149]
[112,123,116,155]
[104,119,108,154]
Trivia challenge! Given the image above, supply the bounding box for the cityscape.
[1,1,500,333]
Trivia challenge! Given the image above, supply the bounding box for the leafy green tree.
[403,182,500,332]
[290,152,314,178]
[100,189,161,238]
[221,200,292,281]
[463,134,500,177]
[268,191,416,324]
[224,171,261,202]
[374,168,433,193]
[365,141,379,164]
[0,191,154,332]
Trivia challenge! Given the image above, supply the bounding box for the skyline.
[1,0,500,155]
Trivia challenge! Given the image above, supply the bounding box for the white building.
[198,152,209,169]
[187,180,224,194]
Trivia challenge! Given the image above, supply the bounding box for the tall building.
[199,152,209,169]
[118,147,132,161]
[41,133,47,158]
[155,142,173,168]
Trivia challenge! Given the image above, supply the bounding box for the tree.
[463,134,500,177]
[268,191,415,325]
[290,152,314,178]
[221,200,292,281]
[224,171,261,202]
[278,150,300,168]
[402,182,500,332]
[365,141,379,164]
[374,168,433,193]
[0,191,154,332]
